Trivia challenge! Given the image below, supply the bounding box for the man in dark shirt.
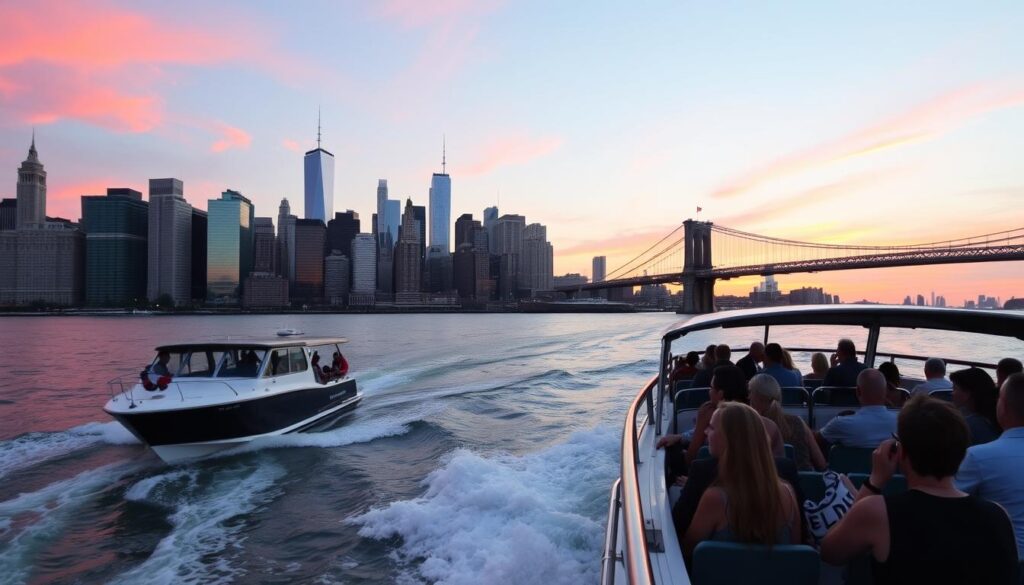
[822,338,867,387]
[735,342,764,381]
[692,345,734,389]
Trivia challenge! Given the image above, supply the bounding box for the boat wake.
[350,425,620,585]
[0,421,140,480]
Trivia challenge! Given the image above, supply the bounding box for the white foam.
[0,462,142,582]
[350,426,620,585]
[0,421,140,480]
[109,462,286,585]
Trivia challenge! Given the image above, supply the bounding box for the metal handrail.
[600,478,623,585]
[682,345,1001,370]
[106,374,241,406]
[619,375,659,585]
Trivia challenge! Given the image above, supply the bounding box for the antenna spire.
[316,107,322,149]
[442,134,446,174]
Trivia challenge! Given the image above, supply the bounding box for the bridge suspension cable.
[604,223,685,280]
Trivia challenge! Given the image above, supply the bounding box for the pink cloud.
[372,0,501,29]
[210,123,252,153]
[713,83,1024,199]
[282,138,302,152]
[458,134,563,177]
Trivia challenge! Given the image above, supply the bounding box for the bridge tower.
[681,219,715,314]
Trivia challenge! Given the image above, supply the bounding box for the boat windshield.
[215,348,268,378]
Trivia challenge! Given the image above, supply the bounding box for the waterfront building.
[293,219,326,303]
[454,213,479,248]
[521,223,553,296]
[324,251,350,306]
[81,188,148,306]
[473,227,493,300]
[350,233,377,306]
[492,214,526,299]
[426,245,453,293]
[242,273,289,308]
[378,198,400,297]
[592,256,607,283]
[395,199,423,304]
[253,217,276,274]
[303,119,334,222]
[191,209,207,302]
[553,273,588,288]
[0,138,85,306]
[483,206,498,253]
[326,210,360,261]
[789,286,829,305]
[206,190,254,304]
[147,178,192,305]
[0,198,15,230]
[453,242,476,299]
[277,198,296,282]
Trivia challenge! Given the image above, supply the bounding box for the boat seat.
[675,378,695,392]
[929,389,953,402]
[691,542,820,585]
[811,387,858,429]
[847,473,907,495]
[828,445,875,474]
[674,388,710,434]
[803,378,824,391]
[697,444,795,462]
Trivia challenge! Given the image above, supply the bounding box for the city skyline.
[0,2,1021,303]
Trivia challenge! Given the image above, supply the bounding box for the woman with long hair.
[749,374,826,471]
[950,367,1000,445]
[699,344,717,370]
[683,402,802,559]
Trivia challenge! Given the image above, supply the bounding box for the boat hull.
[106,379,360,462]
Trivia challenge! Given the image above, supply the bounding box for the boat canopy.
[663,305,1024,343]
[155,337,348,353]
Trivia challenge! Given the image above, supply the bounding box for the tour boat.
[601,305,1024,584]
[104,337,360,463]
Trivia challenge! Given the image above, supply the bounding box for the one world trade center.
[304,116,334,221]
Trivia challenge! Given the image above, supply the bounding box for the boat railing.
[106,375,242,407]
[606,374,660,585]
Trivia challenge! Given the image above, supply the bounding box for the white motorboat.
[104,337,360,463]
[276,328,304,337]
[602,305,1024,584]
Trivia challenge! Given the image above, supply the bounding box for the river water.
[0,313,1019,584]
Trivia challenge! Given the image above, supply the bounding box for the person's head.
[157,351,170,364]
[950,367,998,422]
[896,395,968,480]
[997,373,1024,430]
[748,373,790,437]
[702,345,717,366]
[311,352,320,363]
[710,402,785,544]
[878,361,900,387]
[323,365,331,374]
[836,338,856,360]
[764,343,784,366]
[855,368,887,406]
[710,365,749,404]
[923,357,946,380]
[748,342,765,362]
[685,351,700,367]
[997,358,1023,388]
[714,344,732,363]
[810,352,829,376]
[333,351,340,359]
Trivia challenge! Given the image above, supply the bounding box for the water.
[0,313,1019,584]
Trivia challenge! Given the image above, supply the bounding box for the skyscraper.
[326,210,360,260]
[492,214,526,300]
[350,233,377,306]
[206,190,254,304]
[81,188,148,306]
[191,208,207,302]
[592,256,606,283]
[0,198,16,231]
[483,206,498,253]
[521,223,553,296]
[293,219,326,303]
[147,178,192,305]
[395,198,423,303]
[277,198,296,281]
[378,196,400,296]
[454,213,479,248]
[324,251,350,306]
[16,134,46,230]
[303,116,334,221]
[429,140,452,253]
[253,217,276,274]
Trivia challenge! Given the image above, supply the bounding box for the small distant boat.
[276,328,304,337]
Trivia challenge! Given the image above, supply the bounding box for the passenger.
[735,342,765,381]
[956,373,1024,557]
[682,402,803,560]
[821,396,1017,584]
[749,374,826,471]
[878,362,907,408]
[311,351,323,383]
[804,352,830,381]
[950,367,1000,446]
[822,338,867,387]
[238,350,261,376]
[910,357,952,396]
[332,352,349,378]
[815,368,897,449]
[780,348,801,379]
[761,343,802,388]
[996,358,1023,388]
[691,345,733,389]
[152,351,172,377]
[698,344,718,371]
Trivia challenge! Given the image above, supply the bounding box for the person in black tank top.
[821,395,1018,585]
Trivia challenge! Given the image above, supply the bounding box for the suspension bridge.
[555,220,1024,313]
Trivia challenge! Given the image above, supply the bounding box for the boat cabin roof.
[155,337,348,352]
[664,305,1024,343]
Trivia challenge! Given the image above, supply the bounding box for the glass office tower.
[206,190,253,304]
[304,147,335,222]
[81,188,148,306]
[429,172,451,253]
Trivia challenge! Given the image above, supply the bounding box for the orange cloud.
[46,179,126,221]
[282,138,302,152]
[459,134,563,177]
[209,123,252,153]
[713,84,1024,199]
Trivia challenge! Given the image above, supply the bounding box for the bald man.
[816,368,898,449]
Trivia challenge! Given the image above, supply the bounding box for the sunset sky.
[1,1,1022,305]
